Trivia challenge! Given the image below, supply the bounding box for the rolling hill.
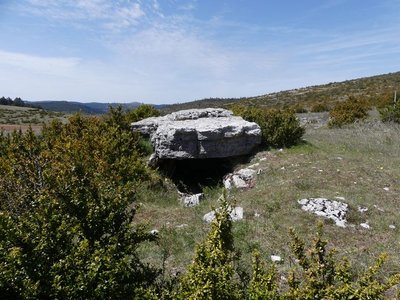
[160,71,400,113]
[28,101,143,114]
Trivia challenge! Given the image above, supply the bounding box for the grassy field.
[0,105,68,133]
[135,119,400,281]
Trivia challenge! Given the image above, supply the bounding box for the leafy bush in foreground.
[231,105,305,148]
[0,109,160,299]
[328,97,369,127]
[176,192,240,300]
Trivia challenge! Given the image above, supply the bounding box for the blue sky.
[0,0,399,104]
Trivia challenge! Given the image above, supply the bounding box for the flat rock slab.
[132,108,261,160]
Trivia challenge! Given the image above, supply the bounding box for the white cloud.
[0,50,80,76]
[20,0,145,30]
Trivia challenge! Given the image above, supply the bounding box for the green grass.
[135,120,400,279]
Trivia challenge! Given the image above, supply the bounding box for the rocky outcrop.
[132,108,261,162]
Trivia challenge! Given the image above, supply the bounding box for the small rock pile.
[223,168,256,189]
[298,197,348,228]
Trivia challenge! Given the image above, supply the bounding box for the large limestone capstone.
[131,108,261,160]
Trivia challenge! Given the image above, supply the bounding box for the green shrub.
[231,106,304,148]
[127,104,160,123]
[373,91,397,109]
[328,97,369,127]
[379,92,400,123]
[0,114,159,299]
[310,102,330,112]
[291,104,308,113]
[177,192,240,300]
[380,103,400,123]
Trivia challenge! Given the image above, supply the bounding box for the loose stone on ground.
[298,197,348,228]
[203,206,244,223]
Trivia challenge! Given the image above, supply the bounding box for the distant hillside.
[28,101,142,114]
[161,71,400,113]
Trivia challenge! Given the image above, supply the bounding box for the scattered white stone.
[360,223,370,229]
[224,177,232,189]
[358,206,368,213]
[254,211,261,218]
[383,187,390,191]
[223,168,256,190]
[176,224,188,229]
[389,225,396,229]
[298,197,348,228]
[271,255,282,262]
[150,229,159,236]
[203,206,244,223]
[336,157,343,160]
[181,193,204,207]
[259,157,267,162]
[335,196,346,201]
[230,207,244,221]
[257,169,262,175]
[232,175,248,188]
[203,211,216,223]
[279,148,283,152]
[280,166,285,170]
[318,169,323,172]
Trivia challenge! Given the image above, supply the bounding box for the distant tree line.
[0,96,41,109]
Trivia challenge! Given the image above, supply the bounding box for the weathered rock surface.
[203,206,244,223]
[298,197,348,228]
[223,168,256,189]
[131,108,261,161]
[180,193,204,207]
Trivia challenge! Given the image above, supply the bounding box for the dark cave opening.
[158,157,246,194]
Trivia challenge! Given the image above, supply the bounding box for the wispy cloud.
[3,0,400,102]
[19,0,145,30]
[0,50,80,76]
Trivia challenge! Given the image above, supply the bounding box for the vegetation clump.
[231,105,305,148]
[310,102,330,113]
[328,97,369,127]
[0,105,161,299]
[379,92,400,123]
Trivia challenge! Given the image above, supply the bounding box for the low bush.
[379,92,400,123]
[380,103,400,123]
[328,97,369,127]
[291,104,308,113]
[310,102,330,112]
[231,105,304,148]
